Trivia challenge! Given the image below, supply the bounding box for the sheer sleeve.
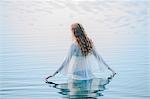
[52,44,75,76]
[92,47,108,67]
[92,46,115,74]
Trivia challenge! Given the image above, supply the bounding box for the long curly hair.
[71,23,93,56]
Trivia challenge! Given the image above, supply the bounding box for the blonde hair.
[71,23,93,56]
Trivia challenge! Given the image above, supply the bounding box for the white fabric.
[57,42,113,80]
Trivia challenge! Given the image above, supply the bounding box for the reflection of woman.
[46,77,113,98]
[46,23,116,81]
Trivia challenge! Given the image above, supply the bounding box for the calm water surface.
[0,0,149,99]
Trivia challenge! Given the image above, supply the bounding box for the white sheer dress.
[54,42,113,80]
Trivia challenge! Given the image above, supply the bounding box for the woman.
[45,23,116,81]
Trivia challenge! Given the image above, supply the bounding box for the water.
[46,77,113,98]
[0,0,149,99]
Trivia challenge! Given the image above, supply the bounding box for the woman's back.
[67,42,95,80]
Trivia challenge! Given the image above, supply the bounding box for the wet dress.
[54,42,113,80]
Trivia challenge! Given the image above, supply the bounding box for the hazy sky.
[0,0,148,56]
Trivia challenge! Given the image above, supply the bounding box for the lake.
[0,0,149,99]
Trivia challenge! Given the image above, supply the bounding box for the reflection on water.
[46,77,113,99]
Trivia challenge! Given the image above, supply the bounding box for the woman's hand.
[107,67,116,76]
[45,75,53,82]
[112,72,116,77]
[45,71,58,82]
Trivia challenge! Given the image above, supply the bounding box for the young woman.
[45,23,116,81]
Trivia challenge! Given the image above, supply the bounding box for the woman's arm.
[92,47,116,76]
[45,44,75,80]
[45,57,70,80]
